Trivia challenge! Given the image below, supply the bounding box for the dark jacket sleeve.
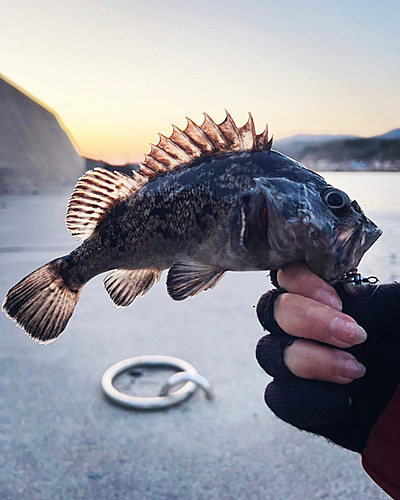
[362,383,400,500]
[260,277,400,498]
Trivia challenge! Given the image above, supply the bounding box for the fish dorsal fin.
[104,268,162,307]
[66,112,272,240]
[66,168,147,240]
[138,111,272,179]
[166,262,226,301]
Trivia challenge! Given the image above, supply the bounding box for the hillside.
[2,72,399,179]
[85,158,138,177]
[0,75,84,194]
[375,128,400,140]
[275,132,400,171]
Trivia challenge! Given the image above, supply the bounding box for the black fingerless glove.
[256,277,400,453]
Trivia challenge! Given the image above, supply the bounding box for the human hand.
[256,263,400,452]
[264,263,367,384]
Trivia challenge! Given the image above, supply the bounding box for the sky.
[1,0,399,164]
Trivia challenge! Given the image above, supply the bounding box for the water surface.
[0,173,396,500]
[323,171,400,283]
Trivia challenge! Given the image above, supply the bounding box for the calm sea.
[1,171,400,284]
[0,172,397,500]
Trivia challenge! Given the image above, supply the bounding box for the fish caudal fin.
[104,268,162,308]
[2,260,82,343]
[166,262,226,301]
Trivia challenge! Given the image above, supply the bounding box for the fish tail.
[2,257,83,343]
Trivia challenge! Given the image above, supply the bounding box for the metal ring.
[101,355,207,410]
[160,372,214,400]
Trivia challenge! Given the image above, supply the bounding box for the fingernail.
[316,290,342,311]
[337,357,366,379]
[331,318,368,345]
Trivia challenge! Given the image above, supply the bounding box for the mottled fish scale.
[2,111,381,345]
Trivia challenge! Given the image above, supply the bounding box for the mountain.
[374,128,400,140]
[274,129,400,171]
[85,157,138,176]
[274,134,357,161]
[0,75,84,194]
[275,133,356,146]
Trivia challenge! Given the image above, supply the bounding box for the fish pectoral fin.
[104,268,162,308]
[166,262,226,301]
[66,168,147,241]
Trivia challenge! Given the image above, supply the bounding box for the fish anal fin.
[66,168,147,241]
[104,268,162,308]
[166,262,226,301]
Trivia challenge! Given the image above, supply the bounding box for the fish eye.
[322,188,350,216]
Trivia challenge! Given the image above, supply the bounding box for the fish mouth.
[359,225,382,254]
[328,221,382,283]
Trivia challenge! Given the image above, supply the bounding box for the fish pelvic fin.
[138,111,272,180]
[104,268,162,308]
[2,259,82,343]
[166,262,226,301]
[66,168,147,241]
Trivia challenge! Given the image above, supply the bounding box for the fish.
[3,111,382,344]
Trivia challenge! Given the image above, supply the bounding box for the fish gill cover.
[3,112,381,343]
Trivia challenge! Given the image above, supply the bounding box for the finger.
[256,289,286,333]
[277,262,342,311]
[284,339,366,384]
[274,293,367,348]
[256,332,294,379]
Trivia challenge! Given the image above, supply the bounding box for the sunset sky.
[1,0,399,164]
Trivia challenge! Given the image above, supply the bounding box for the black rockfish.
[3,112,381,343]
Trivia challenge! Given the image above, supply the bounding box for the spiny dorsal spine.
[65,112,272,240]
[138,111,272,178]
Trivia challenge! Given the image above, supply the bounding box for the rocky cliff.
[0,75,84,194]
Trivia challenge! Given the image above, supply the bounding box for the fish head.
[253,175,382,283]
